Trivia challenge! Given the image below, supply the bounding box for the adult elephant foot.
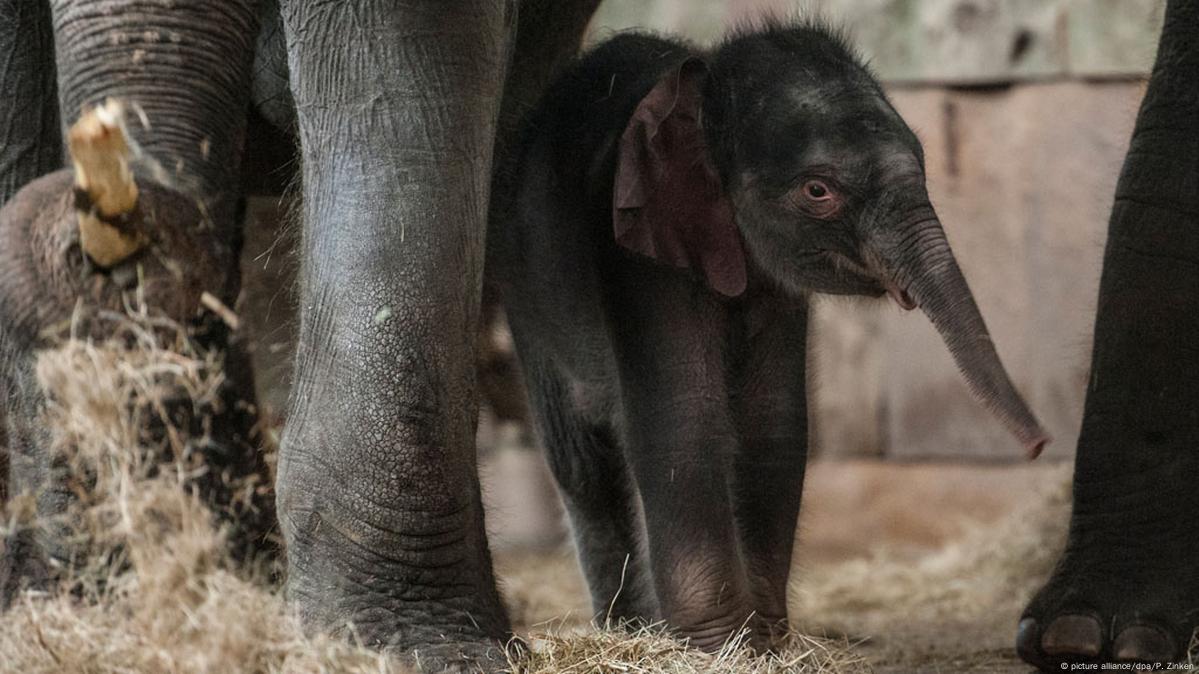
[1016,456,1199,669]
[278,440,511,657]
[275,351,515,653]
[1017,1,1199,669]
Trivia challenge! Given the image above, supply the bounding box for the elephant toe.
[1041,614,1104,658]
[1018,610,1192,671]
[1112,624,1176,663]
[1015,617,1044,665]
[1017,614,1105,670]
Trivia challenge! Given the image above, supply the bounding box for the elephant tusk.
[68,98,146,268]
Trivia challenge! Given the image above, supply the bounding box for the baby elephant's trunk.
[877,207,1049,458]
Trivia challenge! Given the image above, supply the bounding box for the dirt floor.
[791,461,1071,673]
[1,309,1161,673]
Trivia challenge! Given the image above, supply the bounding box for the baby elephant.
[488,21,1048,650]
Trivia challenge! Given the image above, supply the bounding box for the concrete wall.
[591,0,1165,81]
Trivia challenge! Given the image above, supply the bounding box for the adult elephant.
[1017,0,1199,668]
[0,0,598,668]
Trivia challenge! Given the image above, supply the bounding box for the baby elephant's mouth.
[822,250,914,308]
[884,282,917,311]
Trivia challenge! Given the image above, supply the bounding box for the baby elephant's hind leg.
[524,362,659,625]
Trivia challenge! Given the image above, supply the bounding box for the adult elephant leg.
[0,0,59,202]
[516,353,658,625]
[494,0,601,160]
[1017,0,1199,667]
[275,0,514,663]
[488,0,600,225]
[0,0,60,507]
[729,297,809,645]
[54,1,273,561]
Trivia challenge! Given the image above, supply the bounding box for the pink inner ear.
[613,58,747,298]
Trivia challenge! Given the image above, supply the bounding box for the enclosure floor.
[489,458,1072,673]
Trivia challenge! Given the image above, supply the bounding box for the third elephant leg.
[729,297,810,642]
[519,356,658,624]
[0,0,60,510]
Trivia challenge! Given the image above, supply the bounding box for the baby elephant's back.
[491,34,697,387]
[503,31,696,252]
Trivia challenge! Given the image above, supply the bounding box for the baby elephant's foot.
[667,600,780,654]
[674,614,760,654]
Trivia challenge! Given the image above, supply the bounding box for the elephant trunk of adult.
[874,205,1050,458]
[50,0,260,240]
[7,0,278,567]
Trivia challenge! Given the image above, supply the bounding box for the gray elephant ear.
[613,57,746,297]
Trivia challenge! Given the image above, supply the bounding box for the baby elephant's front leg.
[625,403,758,652]
[729,299,811,643]
[612,268,761,651]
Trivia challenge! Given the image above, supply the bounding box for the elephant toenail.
[1042,614,1103,657]
[1016,618,1042,662]
[1113,625,1175,662]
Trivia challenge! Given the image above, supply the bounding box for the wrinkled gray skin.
[1016,0,1199,668]
[274,2,603,667]
[0,0,60,508]
[489,26,1046,651]
[0,0,600,670]
[3,0,1189,670]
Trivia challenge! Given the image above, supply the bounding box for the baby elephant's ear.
[613,57,747,297]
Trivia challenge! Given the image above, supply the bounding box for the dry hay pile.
[513,628,866,674]
[497,476,1079,673]
[792,481,1199,671]
[0,307,865,674]
[794,471,1072,630]
[0,306,397,673]
[792,467,1074,670]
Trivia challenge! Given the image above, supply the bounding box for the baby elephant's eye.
[793,179,842,219]
[804,180,830,199]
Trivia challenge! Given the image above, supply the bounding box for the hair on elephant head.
[609,21,1049,457]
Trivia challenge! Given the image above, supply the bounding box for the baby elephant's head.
[612,21,1048,457]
